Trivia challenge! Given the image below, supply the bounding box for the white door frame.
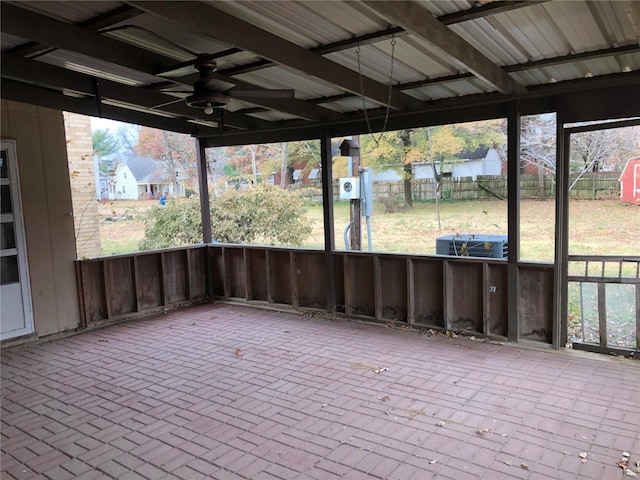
[1,140,34,341]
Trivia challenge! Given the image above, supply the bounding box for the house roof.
[120,156,170,184]
[2,1,639,146]
[455,146,492,160]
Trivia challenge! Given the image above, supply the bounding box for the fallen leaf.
[436,421,446,427]
[500,433,508,437]
[504,460,512,466]
[581,459,589,464]
[234,348,244,357]
[373,367,389,374]
[429,459,437,464]
[379,395,390,402]
[563,451,571,456]
[98,339,108,342]
[619,460,630,469]
[625,468,637,477]
[521,463,529,470]
[579,452,588,459]
[476,428,490,435]
[622,452,631,458]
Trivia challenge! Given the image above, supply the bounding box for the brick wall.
[63,112,101,258]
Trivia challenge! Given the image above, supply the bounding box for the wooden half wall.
[76,244,553,343]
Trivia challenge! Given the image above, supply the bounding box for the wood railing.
[76,244,556,344]
[568,255,640,354]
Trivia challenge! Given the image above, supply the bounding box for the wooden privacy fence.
[76,245,555,345]
[290,173,621,202]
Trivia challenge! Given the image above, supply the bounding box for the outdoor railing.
[568,255,640,355]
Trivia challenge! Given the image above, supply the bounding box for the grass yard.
[99,198,639,260]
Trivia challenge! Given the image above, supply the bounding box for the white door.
[1,141,34,340]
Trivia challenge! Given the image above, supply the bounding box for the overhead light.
[204,103,214,115]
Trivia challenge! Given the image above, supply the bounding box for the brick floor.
[2,304,639,479]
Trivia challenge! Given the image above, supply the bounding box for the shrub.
[378,195,405,213]
[139,184,312,250]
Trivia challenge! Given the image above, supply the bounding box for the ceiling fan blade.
[158,90,192,94]
[149,98,185,109]
[227,88,295,99]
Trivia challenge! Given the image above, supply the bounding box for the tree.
[135,127,198,192]
[92,129,120,157]
[139,184,312,250]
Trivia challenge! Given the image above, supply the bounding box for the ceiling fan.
[154,57,295,115]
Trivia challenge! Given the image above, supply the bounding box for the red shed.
[619,157,640,205]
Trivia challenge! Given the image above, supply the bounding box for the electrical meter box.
[339,177,360,200]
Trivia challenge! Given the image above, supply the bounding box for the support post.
[507,101,521,342]
[349,135,362,250]
[552,105,570,349]
[321,130,336,313]
[196,138,212,244]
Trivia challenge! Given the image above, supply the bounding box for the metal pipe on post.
[320,130,336,314]
[350,135,362,251]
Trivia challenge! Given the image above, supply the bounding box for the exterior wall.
[63,112,101,258]
[113,164,139,199]
[1,100,80,337]
[619,158,640,204]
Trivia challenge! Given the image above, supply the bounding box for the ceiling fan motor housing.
[187,60,229,111]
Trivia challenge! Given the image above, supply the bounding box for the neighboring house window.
[123,186,126,194]
[124,172,127,179]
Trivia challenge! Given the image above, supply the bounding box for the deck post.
[320,130,336,314]
[507,101,521,342]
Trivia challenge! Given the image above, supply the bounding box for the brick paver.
[2,304,639,479]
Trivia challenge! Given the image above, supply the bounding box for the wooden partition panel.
[163,250,189,304]
[188,248,207,299]
[246,249,268,302]
[376,256,407,321]
[134,254,163,310]
[267,250,292,305]
[486,263,508,337]
[77,261,107,325]
[209,246,226,296]
[294,251,326,309]
[105,257,136,317]
[445,261,483,334]
[410,259,444,328]
[225,248,246,299]
[334,255,345,313]
[344,254,375,317]
[519,265,554,342]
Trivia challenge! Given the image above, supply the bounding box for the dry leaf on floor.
[579,452,588,459]
[625,469,637,477]
[476,428,490,435]
[619,459,630,469]
[373,367,389,374]
[504,460,512,466]
[429,459,437,464]
[622,452,630,458]
[521,463,529,470]
[581,459,589,464]
[563,451,571,456]
[234,348,244,357]
[436,421,446,427]
[378,395,390,402]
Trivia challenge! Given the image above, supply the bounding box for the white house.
[108,156,179,200]
[371,146,503,181]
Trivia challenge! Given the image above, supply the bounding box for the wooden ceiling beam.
[6,5,144,58]
[130,1,419,110]
[0,3,332,122]
[361,1,524,95]
[1,54,272,130]
[1,79,219,136]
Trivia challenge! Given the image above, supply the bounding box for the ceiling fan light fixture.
[186,92,229,113]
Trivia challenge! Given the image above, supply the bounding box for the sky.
[90,117,133,133]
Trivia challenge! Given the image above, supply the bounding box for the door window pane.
[0,150,7,179]
[1,185,12,214]
[1,255,19,285]
[1,222,16,250]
